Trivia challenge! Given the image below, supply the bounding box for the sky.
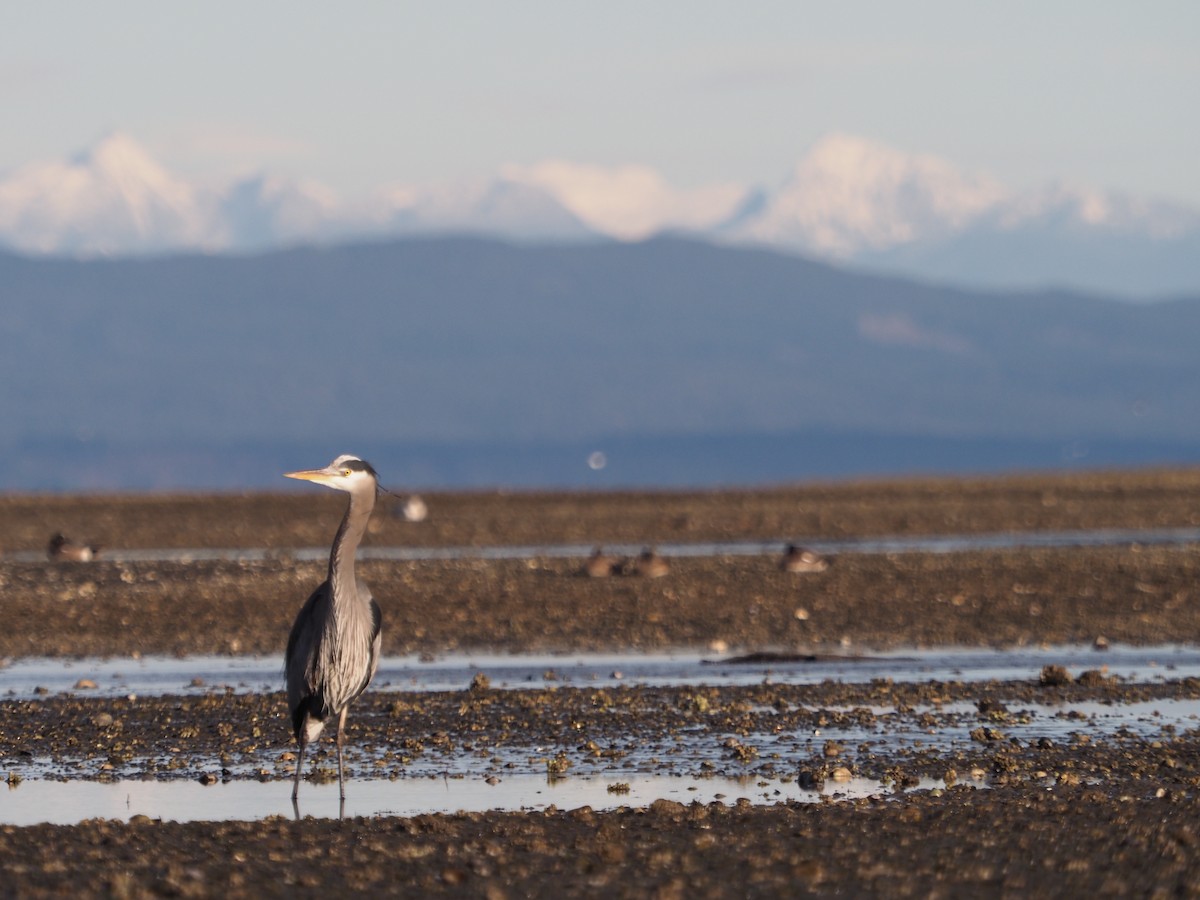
[3,2,1199,205]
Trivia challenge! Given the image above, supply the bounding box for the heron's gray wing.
[368,597,382,678]
[285,583,326,673]
[285,582,331,737]
[370,597,382,645]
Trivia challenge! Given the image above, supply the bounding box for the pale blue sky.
[4,2,1198,203]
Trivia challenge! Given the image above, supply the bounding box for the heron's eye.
[342,468,352,476]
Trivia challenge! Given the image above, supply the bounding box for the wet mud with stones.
[1,468,1200,896]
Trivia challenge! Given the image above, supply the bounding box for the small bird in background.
[401,494,428,522]
[633,547,670,578]
[780,544,829,574]
[47,533,101,562]
[582,546,619,577]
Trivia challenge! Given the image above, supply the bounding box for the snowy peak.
[736,134,1009,255]
[374,174,594,240]
[501,160,748,240]
[0,132,212,254]
[75,132,168,182]
[0,132,1197,295]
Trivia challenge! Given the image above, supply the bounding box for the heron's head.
[284,454,379,494]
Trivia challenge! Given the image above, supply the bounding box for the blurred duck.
[583,547,619,578]
[633,547,670,578]
[47,533,101,562]
[780,544,829,574]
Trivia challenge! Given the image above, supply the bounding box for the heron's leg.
[336,707,349,800]
[292,725,307,801]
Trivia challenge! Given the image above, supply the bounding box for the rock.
[1039,665,1073,686]
[797,767,825,789]
[468,672,491,692]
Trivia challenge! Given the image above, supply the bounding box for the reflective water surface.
[2,645,1197,825]
[5,644,1200,699]
[0,773,949,827]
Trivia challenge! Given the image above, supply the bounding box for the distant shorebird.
[400,494,428,523]
[633,547,670,578]
[780,544,829,574]
[47,533,101,562]
[284,455,383,805]
[582,547,619,577]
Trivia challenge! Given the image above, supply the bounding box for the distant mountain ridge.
[2,133,1198,297]
[1,234,1198,491]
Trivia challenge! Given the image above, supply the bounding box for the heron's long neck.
[328,488,375,609]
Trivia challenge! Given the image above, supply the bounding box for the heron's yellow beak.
[284,467,337,484]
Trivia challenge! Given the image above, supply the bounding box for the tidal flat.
[1,468,1200,897]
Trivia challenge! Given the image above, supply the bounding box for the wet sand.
[2,468,1200,896]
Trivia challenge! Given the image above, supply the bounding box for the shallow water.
[0,772,954,827]
[5,644,1199,700]
[4,644,1198,824]
[7,524,1200,564]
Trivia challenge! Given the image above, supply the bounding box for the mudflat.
[1,468,1199,897]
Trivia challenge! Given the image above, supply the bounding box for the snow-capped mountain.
[1,132,1197,296]
[730,134,1010,256]
[499,160,748,240]
[0,133,218,254]
[371,176,595,241]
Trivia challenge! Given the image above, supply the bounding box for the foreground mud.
[3,787,1199,898]
[1,468,1199,897]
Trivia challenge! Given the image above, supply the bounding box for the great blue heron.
[284,454,383,802]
